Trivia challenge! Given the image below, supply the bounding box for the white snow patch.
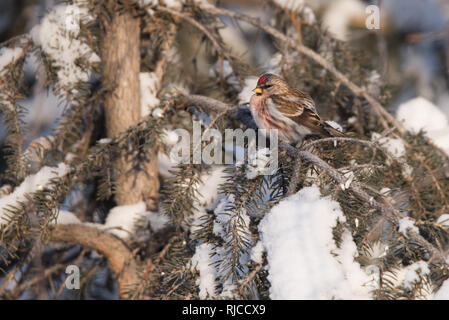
[259,185,372,299]
[139,72,160,117]
[98,138,112,144]
[151,107,164,118]
[250,241,264,264]
[104,202,168,239]
[372,132,406,158]
[322,0,366,41]
[0,163,69,226]
[0,47,24,77]
[105,202,147,239]
[273,0,304,11]
[434,278,449,299]
[398,217,419,235]
[31,5,100,95]
[191,243,218,299]
[325,120,343,133]
[53,210,81,225]
[437,214,449,227]
[197,167,227,209]
[247,148,277,179]
[396,97,449,156]
[401,261,430,291]
[147,210,169,232]
[238,77,258,105]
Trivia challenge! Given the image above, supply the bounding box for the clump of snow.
[340,170,355,191]
[0,163,69,226]
[302,6,317,25]
[147,210,169,232]
[151,107,164,118]
[273,0,305,12]
[98,138,112,144]
[158,152,177,178]
[53,210,81,225]
[0,47,24,77]
[104,202,168,238]
[164,0,183,10]
[259,185,372,299]
[247,148,277,179]
[325,120,343,133]
[105,202,147,239]
[401,261,430,291]
[196,167,227,209]
[398,217,419,235]
[250,241,264,264]
[140,72,160,117]
[437,214,449,226]
[322,0,366,41]
[434,278,449,299]
[190,243,218,299]
[31,5,100,96]
[372,132,406,158]
[161,129,180,146]
[212,194,251,242]
[105,203,168,238]
[238,77,258,105]
[396,97,449,156]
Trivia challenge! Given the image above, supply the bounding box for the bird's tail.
[321,121,346,137]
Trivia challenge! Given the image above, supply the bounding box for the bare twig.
[197,5,405,134]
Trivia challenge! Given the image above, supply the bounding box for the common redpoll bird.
[249,73,344,144]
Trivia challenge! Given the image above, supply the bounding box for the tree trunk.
[102,11,159,210]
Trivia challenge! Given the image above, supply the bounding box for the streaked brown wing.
[271,89,317,118]
[292,108,324,133]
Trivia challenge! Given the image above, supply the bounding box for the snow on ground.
[259,185,372,299]
[0,163,69,226]
[396,97,449,156]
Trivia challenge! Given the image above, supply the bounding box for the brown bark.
[50,224,140,298]
[102,11,159,210]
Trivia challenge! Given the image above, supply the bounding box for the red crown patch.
[257,75,268,86]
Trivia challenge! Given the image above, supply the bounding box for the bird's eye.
[264,85,272,89]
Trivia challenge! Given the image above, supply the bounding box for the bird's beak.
[253,87,263,94]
